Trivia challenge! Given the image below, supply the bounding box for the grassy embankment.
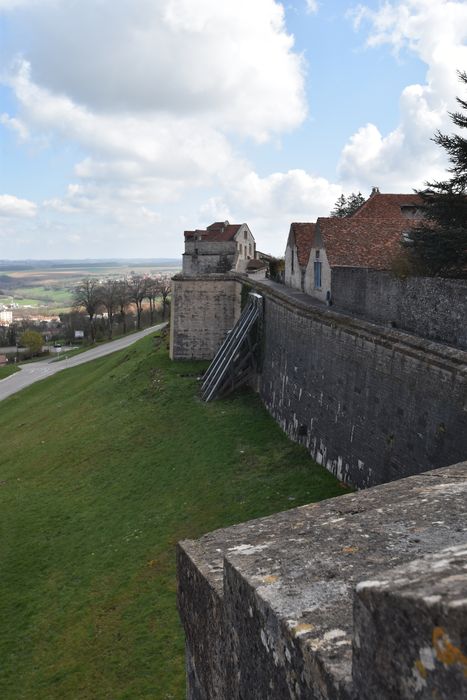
[0,333,345,699]
[0,365,19,380]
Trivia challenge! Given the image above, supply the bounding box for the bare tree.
[115,279,130,334]
[158,276,171,320]
[145,276,159,324]
[73,278,101,342]
[99,279,119,339]
[127,275,147,330]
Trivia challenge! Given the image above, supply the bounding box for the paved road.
[0,323,167,402]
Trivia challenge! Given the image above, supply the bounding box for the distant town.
[0,259,181,360]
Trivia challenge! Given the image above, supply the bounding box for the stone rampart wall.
[170,274,241,360]
[332,268,467,349]
[251,279,467,488]
[170,274,467,487]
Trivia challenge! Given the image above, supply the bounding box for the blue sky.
[0,0,466,259]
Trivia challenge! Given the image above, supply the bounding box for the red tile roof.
[184,221,242,242]
[318,192,424,268]
[286,193,424,270]
[289,223,316,267]
[349,192,423,219]
[317,215,417,269]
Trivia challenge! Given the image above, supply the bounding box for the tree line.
[72,274,171,342]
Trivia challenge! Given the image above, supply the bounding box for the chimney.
[370,186,380,196]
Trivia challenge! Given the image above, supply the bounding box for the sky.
[0,0,466,260]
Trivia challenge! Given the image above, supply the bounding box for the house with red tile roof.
[183,221,256,275]
[284,190,424,302]
[306,191,424,302]
[284,222,315,291]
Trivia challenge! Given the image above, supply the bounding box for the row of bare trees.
[73,274,171,342]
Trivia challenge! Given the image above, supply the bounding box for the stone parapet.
[178,463,467,699]
[332,268,467,350]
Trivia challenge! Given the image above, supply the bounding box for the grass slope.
[0,365,19,380]
[0,333,345,699]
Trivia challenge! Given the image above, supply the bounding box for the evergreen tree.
[331,191,365,217]
[346,191,366,213]
[331,194,347,217]
[405,71,467,277]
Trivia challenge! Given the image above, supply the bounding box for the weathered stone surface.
[354,544,467,699]
[178,463,467,699]
[170,275,241,360]
[177,542,226,699]
[332,268,467,350]
[183,240,237,276]
[248,277,467,488]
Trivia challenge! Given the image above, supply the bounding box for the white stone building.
[183,221,256,276]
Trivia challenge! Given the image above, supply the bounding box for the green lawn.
[0,365,19,380]
[0,333,345,699]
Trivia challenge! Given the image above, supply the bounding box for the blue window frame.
[314,261,322,289]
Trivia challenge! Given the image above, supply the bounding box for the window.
[244,231,248,239]
[401,230,413,244]
[314,261,322,289]
[291,248,294,273]
[249,243,252,256]
[315,250,320,259]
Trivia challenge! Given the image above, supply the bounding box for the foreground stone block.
[177,463,467,699]
[354,544,467,700]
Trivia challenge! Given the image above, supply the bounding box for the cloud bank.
[341,0,467,190]
[0,0,466,257]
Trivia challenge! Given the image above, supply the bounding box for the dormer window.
[400,205,423,220]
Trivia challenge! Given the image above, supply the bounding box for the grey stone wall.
[182,248,237,275]
[183,241,238,275]
[332,268,467,349]
[257,285,467,488]
[185,240,237,255]
[178,463,467,700]
[170,275,242,360]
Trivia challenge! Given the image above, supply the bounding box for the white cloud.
[206,168,341,255]
[0,1,310,256]
[1,0,306,142]
[0,194,37,218]
[0,112,29,141]
[341,0,467,190]
[305,0,319,13]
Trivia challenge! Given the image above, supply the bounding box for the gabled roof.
[316,215,416,269]
[288,222,316,267]
[349,192,423,219]
[247,259,267,270]
[184,221,243,242]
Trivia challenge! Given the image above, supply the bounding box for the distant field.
[0,259,181,315]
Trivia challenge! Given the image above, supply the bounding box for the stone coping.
[178,463,467,698]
